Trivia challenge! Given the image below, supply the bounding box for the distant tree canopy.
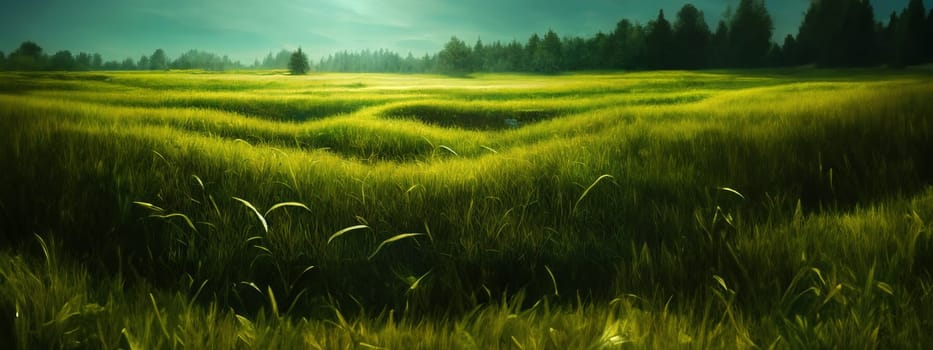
[438,36,472,74]
[149,49,168,70]
[137,55,150,70]
[3,0,932,73]
[172,49,236,71]
[288,47,310,75]
[8,41,44,70]
[259,50,293,69]
[533,30,562,73]
[49,50,75,71]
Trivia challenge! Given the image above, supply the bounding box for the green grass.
[1,69,932,348]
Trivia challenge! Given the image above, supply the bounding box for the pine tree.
[288,47,310,75]
[673,4,711,69]
[896,0,927,66]
[729,0,773,67]
[646,9,674,69]
[533,29,562,73]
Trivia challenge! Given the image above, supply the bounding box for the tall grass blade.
[191,174,205,191]
[151,150,171,167]
[34,233,51,267]
[264,201,310,217]
[328,225,370,245]
[149,293,171,341]
[409,269,433,291]
[239,281,263,295]
[235,315,255,346]
[122,328,143,350]
[267,286,279,317]
[368,233,425,260]
[187,279,209,310]
[152,213,198,232]
[573,174,614,214]
[544,265,559,297]
[233,197,268,233]
[132,201,165,213]
[438,145,459,156]
[718,187,746,200]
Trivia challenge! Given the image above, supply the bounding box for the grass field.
[1,69,933,348]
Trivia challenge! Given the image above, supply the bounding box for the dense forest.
[2,0,932,73]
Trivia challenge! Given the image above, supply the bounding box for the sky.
[1,0,930,64]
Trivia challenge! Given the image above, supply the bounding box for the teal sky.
[0,0,928,63]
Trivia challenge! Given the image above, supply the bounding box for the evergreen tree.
[525,33,541,71]
[533,29,562,73]
[884,11,900,65]
[645,9,674,69]
[584,32,614,69]
[709,20,731,67]
[472,39,486,71]
[673,4,711,69]
[896,0,927,66]
[927,9,933,61]
[288,47,310,75]
[729,0,773,67]
[845,0,879,66]
[561,37,586,70]
[505,40,524,72]
[797,0,878,67]
[611,19,647,70]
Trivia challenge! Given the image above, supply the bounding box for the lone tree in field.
[288,47,310,75]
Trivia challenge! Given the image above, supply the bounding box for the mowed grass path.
[1,69,932,348]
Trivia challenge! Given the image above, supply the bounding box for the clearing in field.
[1,69,933,348]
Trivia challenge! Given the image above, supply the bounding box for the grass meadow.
[1,69,932,348]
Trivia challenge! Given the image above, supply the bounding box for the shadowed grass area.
[1,69,932,348]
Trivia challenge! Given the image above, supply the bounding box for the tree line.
[426,0,933,73]
[321,0,933,73]
[2,0,931,73]
[0,44,311,72]
[0,44,255,72]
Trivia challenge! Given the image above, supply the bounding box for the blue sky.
[1,0,929,63]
